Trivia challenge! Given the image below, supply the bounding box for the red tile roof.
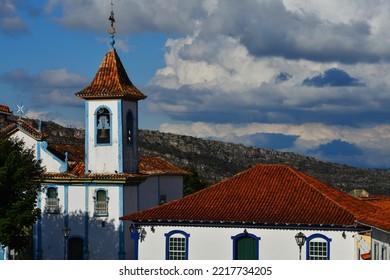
[139,156,190,175]
[121,164,381,228]
[75,49,146,101]
[47,143,85,162]
[1,120,47,140]
[0,105,11,114]
[356,196,390,233]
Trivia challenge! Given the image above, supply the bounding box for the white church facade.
[2,38,188,260]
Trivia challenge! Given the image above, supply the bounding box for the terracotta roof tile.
[139,156,190,175]
[1,120,47,140]
[47,143,85,162]
[75,49,146,101]
[121,164,381,227]
[0,105,11,114]
[356,196,390,233]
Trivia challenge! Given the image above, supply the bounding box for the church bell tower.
[75,5,146,174]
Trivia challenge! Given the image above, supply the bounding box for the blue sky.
[2,0,390,169]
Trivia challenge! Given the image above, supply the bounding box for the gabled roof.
[75,49,146,101]
[1,119,47,141]
[121,164,379,228]
[0,105,11,115]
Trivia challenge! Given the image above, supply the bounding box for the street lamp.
[295,232,306,260]
[62,225,71,260]
[129,224,147,242]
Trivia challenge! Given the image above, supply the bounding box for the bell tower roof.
[75,49,147,101]
[75,1,146,101]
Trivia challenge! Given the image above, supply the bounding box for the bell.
[99,128,108,139]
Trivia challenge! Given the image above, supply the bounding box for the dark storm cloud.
[303,68,365,87]
[314,139,363,156]
[50,0,390,64]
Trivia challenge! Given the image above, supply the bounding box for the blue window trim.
[165,230,190,260]
[306,233,332,260]
[94,106,113,146]
[231,232,261,260]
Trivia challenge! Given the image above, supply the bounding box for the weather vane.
[16,102,25,119]
[108,0,116,48]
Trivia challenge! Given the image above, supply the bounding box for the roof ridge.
[288,166,376,218]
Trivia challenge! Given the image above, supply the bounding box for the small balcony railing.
[45,198,60,214]
[94,201,108,216]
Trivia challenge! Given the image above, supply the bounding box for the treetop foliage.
[0,136,44,251]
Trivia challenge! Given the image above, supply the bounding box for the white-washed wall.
[139,176,184,211]
[136,225,358,260]
[159,175,183,201]
[39,183,127,259]
[86,100,120,173]
[11,131,65,172]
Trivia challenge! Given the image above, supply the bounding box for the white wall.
[39,183,125,260]
[136,225,359,260]
[10,131,66,172]
[86,100,120,173]
[139,175,184,211]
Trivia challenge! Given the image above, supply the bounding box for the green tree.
[0,137,44,256]
[183,165,209,196]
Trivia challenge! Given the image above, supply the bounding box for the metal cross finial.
[16,102,25,119]
[108,0,116,48]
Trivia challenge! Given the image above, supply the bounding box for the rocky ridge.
[2,116,390,195]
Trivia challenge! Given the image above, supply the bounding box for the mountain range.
[2,116,390,196]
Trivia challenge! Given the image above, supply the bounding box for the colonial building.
[121,164,390,260]
[1,13,188,260]
[356,196,390,260]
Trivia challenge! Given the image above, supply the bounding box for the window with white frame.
[381,244,388,260]
[309,241,327,260]
[169,236,186,260]
[94,189,108,216]
[45,187,60,214]
[374,242,379,260]
[306,234,332,260]
[165,230,190,260]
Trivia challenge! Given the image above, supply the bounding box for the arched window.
[94,189,109,216]
[45,187,60,214]
[306,234,332,260]
[96,107,111,144]
[126,111,134,145]
[231,232,261,260]
[165,230,190,260]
